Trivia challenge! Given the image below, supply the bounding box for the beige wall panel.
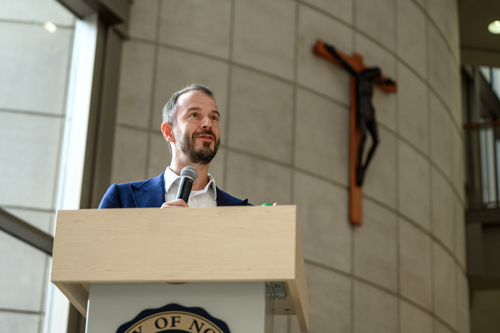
[362,127,397,209]
[0,312,41,332]
[294,171,351,273]
[456,270,470,333]
[128,0,159,41]
[225,151,292,205]
[372,86,397,132]
[430,92,453,178]
[426,0,451,41]
[0,22,73,114]
[229,67,294,163]
[110,126,149,184]
[428,24,452,110]
[398,142,431,230]
[158,0,231,59]
[0,113,62,210]
[0,0,74,25]
[116,41,155,129]
[355,33,396,79]
[400,300,433,333]
[399,218,432,310]
[233,0,296,80]
[413,0,426,9]
[355,0,396,51]
[294,88,349,185]
[434,320,454,333]
[431,168,455,253]
[449,62,462,127]
[302,0,353,24]
[290,264,351,333]
[433,243,458,329]
[427,0,459,61]
[454,197,466,268]
[297,4,352,104]
[354,200,397,291]
[0,234,48,311]
[146,132,171,179]
[397,0,427,77]
[152,47,229,142]
[397,63,429,154]
[353,281,398,333]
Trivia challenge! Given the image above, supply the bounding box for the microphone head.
[180,166,198,182]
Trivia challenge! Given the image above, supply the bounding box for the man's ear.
[161,122,175,144]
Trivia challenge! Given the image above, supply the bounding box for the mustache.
[193,129,216,140]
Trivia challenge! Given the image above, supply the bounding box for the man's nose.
[200,115,212,128]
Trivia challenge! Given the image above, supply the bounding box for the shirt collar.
[164,167,217,200]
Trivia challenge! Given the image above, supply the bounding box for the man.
[98,84,251,208]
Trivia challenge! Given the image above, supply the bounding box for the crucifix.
[312,39,397,225]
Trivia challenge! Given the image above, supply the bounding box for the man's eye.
[211,116,219,121]
[189,113,198,118]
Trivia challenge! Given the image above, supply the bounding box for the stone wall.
[109,0,468,332]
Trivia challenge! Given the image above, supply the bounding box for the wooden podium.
[51,206,309,332]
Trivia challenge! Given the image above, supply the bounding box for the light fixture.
[43,21,57,33]
[488,20,500,34]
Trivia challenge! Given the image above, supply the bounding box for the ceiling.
[459,0,500,67]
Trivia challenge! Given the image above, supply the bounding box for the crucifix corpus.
[312,39,397,225]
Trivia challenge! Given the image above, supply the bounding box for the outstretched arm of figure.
[376,77,395,85]
[323,43,359,77]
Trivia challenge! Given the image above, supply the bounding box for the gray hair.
[162,84,215,125]
[162,84,216,152]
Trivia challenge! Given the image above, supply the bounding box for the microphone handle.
[177,177,194,203]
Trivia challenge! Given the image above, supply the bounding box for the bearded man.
[98,84,251,209]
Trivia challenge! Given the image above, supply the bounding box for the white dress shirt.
[163,167,217,207]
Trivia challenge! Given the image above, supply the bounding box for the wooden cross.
[312,39,397,225]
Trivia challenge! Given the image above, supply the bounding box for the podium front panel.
[86,282,273,333]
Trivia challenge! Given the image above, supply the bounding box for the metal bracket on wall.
[0,207,53,255]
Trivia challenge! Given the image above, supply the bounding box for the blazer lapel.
[216,187,249,206]
[130,173,165,208]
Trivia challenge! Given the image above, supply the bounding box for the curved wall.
[109,0,468,332]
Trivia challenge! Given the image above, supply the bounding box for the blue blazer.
[98,173,250,208]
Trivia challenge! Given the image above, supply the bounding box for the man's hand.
[160,199,189,208]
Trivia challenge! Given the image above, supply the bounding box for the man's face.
[172,90,220,165]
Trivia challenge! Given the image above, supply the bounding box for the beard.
[175,128,220,165]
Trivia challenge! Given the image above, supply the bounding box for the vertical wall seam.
[290,1,300,207]
[350,1,357,331]
[393,0,402,331]
[424,7,438,332]
[222,0,236,189]
[144,0,163,179]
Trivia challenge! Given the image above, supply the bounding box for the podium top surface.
[52,206,296,283]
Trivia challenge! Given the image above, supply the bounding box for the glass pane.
[479,66,492,84]
[0,0,76,233]
[0,1,79,332]
[492,68,500,100]
[0,230,51,331]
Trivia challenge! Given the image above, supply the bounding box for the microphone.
[176,166,198,204]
